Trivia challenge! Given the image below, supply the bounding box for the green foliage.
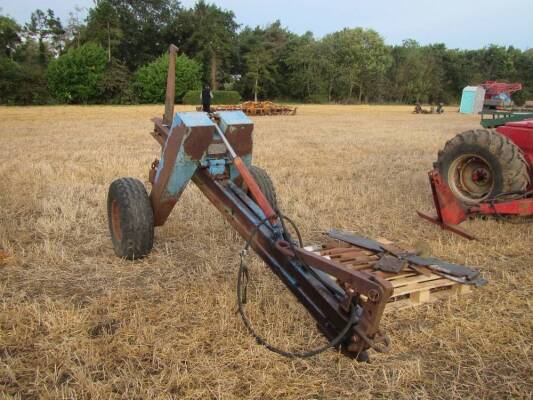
[133,53,202,103]
[182,90,241,105]
[5,38,50,104]
[238,22,291,101]
[0,56,49,105]
[2,4,533,106]
[318,28,391,102]
[85,0,122,62]
[97,58,132,103]
[179,0,238,88]
[88,0,182,70]
[0,57,23,104]
[390,40,440,103]
[283,32,322,101]
[17,64,50,104]
[0,16,21,57]
[25,9,65,64]
[306,94,329,104]
[47,43,108,103]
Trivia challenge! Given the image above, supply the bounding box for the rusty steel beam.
[276,242,392,352]
[150,117,169,145]
[163,44,179,127]
[192,170,344,329]
[191,168,392,356]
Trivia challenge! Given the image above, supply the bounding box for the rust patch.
[225,125,253,156]
[183,126,214,160]
[148,159,159,184]
[150,123,187,226]
[151,117,170,146]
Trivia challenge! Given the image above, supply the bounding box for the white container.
[460,86,486,114]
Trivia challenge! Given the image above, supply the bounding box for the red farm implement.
[481,81,522,110]
[418,119,533,239]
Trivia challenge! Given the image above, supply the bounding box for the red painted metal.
[234,157,277,223]
[419,169,533,239]
[416,170,474,240]
[496,119,533,177]
[474,198,533,216]
[480,81,522,99]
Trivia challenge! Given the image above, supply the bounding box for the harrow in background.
[197,101,297,116]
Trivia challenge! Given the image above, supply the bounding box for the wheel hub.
[471,167,491,185]
[448,154,494,203]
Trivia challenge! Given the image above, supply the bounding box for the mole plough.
[107,45,485,361]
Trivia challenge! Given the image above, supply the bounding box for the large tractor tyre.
[248,166,278,210]
[436,129,530,205]
[107,177,154,260]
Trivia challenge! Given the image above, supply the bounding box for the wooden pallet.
[308,238,472,313]
[379,268,471,312]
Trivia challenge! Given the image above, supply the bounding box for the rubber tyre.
[436,129,530,205]
[247,166,298,243]
[107,177,154,260]
[248,166,278,210]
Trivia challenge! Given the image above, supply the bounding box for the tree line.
[1,0,532,105]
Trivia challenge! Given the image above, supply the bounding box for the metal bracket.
[417,169,475,240]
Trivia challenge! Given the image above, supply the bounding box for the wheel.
[107,177,154,260]
[436,129,530,205]
[248,166,278,210]
[246,166,298,241]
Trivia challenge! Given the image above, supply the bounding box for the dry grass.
[0,104,531,399]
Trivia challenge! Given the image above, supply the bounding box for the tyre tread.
[436,129,530,204]
[248,166,278,210]
[107,177,154,260]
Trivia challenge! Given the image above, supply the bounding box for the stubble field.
[0,104,531,399]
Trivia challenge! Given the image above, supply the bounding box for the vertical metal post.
[163,44,179,127]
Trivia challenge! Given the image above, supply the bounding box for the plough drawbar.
[106,45,485,361]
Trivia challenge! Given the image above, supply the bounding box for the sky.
[1,0,532,50]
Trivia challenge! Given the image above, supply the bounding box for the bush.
[97,58,132,104]
[47,43,108,103]
[0,58,50,105]
[182,90,241,105]
[0,57,23,104]
[133,53,202,103]
[17,64,50,105]
[306,93,329,104]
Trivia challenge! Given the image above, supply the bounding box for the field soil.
[0,105,531,399]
